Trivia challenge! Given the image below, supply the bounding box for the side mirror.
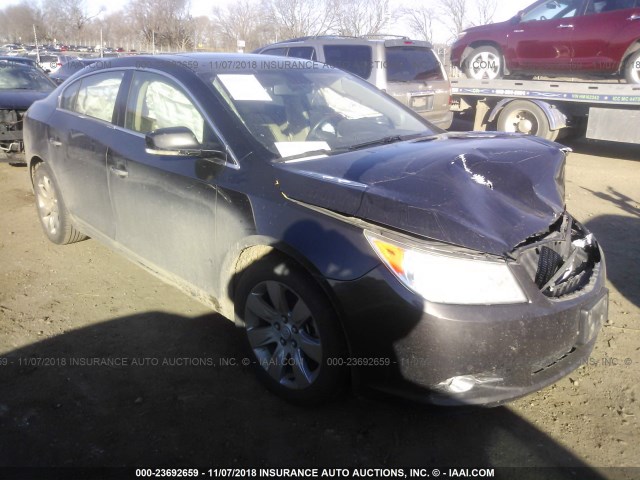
[511,11,523,23]
[145,126,228,161]
[146,126,200,151]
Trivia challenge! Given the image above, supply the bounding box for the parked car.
[0,56,42,70]
[1,63,56,157]
[49,58,100,84]
[37,54,76,74]
[255,36,453,129]
[23,54,607,405]
[451,0,640,83]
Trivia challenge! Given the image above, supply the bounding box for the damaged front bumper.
[331,214,607,406]
[1,110,25,154]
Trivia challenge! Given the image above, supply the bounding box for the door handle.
[109,165,129,178]
[513,29,525,33]
[628,14,640,20]
[557,24,574,28]
[48,138,62,147]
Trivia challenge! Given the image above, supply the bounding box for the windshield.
[0,65,55,91]
[204,68,437,159]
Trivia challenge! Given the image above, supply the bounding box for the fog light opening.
[437,374,504,394]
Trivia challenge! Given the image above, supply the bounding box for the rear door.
[570,0,640,72]
[49,70,125,238]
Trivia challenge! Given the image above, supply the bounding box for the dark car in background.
[24,54,607,406]
[49,58,101,84]
[255,36,453,129]
[0,62,56,157]
[0,56,42,70]
[451,0,640,83]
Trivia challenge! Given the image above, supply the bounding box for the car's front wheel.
[624,49,640,84]
[464,46,503,80]
[33,162,86,245]
[235,253,348,404]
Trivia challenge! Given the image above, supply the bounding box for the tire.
[235,253,348,404]
[497,100,559,142]
[464,46,503,80]
[624,49,640,84]
[32,162,87,245]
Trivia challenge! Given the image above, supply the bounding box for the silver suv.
[254,36,453,129]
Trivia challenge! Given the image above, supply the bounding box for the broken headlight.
[365,231,528,305]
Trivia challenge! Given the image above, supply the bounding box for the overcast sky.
[2,0,534,43]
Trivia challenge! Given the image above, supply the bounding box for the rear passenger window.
[386,47,444,82]
[263,48,288,56]
[288,47,316,60]
[323,45,372,79]
[67,71,124,123]
[589,0,636,13]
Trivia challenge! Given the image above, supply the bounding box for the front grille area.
[517,214,600,299]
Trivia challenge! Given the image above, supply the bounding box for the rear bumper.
[422,110,454,130]
[330,252,607,406]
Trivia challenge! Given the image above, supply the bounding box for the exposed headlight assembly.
[365,231,528,305]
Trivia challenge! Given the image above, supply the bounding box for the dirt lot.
[0,137,639,479]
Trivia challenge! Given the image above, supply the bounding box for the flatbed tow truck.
[450,77,640,143]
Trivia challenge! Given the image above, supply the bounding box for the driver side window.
[125,71,205,143]
[521,0,583,22]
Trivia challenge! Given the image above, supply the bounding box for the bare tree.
[336,0,392,37]
[471,0,497,26]
[267,0,338,39]
[438,0,468,40]
[127,0,192,50]
[212,0,268,51]
[400,5,438,43]
[0,3,46,43]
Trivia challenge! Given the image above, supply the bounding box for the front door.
[107,70,226,295]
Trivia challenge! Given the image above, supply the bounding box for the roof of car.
[257,35,434,49]
[89,53,329,74]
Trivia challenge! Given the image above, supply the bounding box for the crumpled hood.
[0,90,51,111]
[273,132,567,256]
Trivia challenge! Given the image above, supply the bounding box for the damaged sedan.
[0,60,56,159]
[23,54,607,405]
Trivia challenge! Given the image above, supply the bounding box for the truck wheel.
[33,163,87,245]
[624,50,640,84]
[497,101,559,141]
[235,253,348,404]
[464,46,503,80]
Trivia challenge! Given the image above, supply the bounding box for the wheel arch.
[218,239,354,357]
[461,41,505,64]
[620,40,640,74]
[28,156,45,187]
[489,99,569,132]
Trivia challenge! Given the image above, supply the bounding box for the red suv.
[451,0,640,83]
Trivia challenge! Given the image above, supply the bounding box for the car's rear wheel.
[33,162,86,245]
[235,253,348,404]
[497,100,559,141]
[464,46,503,80]
[624,49,640,84]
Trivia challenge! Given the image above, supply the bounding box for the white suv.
[255,35,453,129]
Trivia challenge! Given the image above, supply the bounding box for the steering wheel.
[306,113,344,141]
